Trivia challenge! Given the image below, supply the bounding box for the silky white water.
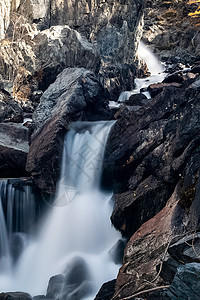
[117,41,166,104]
[0,121,121,299]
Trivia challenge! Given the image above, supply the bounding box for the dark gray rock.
[111,175,173,237]
[168,233,200,264]
[163,72,184,84]
[0,90,23,123]
[160,255,180,284]
[99,64,136,100]
[167,263,200,299]
[127,93,148,106]
[0,123,29,177]
[159,233,200,284]
[191,65,200,74]
[94,279,116,300]
[0,292,32,300]
[109,239,126,265]
[104,81,200,238]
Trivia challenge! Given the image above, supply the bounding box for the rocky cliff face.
[12,0,143,64]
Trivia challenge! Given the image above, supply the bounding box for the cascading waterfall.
[116,41,166,104]
[0,121,122,299]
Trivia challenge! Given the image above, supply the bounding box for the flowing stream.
[0,121,121,299]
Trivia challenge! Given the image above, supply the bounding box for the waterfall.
[0,179,36,274]
[0,121,121,299]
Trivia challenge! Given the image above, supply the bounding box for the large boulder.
[26,67,111,194]
[32,25,100,91]
[0,123,29,177]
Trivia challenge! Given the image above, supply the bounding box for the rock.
[47,257,92,300]
[99,64,136,100]
[111,175,173,237]
[26,67,110,194]
[147,82,181,98]
[0,90,23,123]
[33,26,100,91]
[190,65,200,74]
[160,255,180,284]
[46,274,65,299]
[0,292,32,300]
[163,73,184,84]
[1,0,143,101]
[167,263,200,299]
[159,233,200,284]
[109,239,126,265]
[168,233,200,264]
[0,123,29,177]
[143,0,200,63]
[127,93,148,106]
[94,279,116,300]
[112,185,185,299]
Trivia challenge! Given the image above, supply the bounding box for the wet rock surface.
[46,257,92,300]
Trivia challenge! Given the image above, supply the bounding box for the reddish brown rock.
[112,185,185,299]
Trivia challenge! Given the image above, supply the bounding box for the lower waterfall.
[0,121,121,299]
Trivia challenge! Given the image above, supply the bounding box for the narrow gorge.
[0,0,200,299]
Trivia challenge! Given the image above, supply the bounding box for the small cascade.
[117,41,166,104]
[0,121,122,300]
[0,179,37,274]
